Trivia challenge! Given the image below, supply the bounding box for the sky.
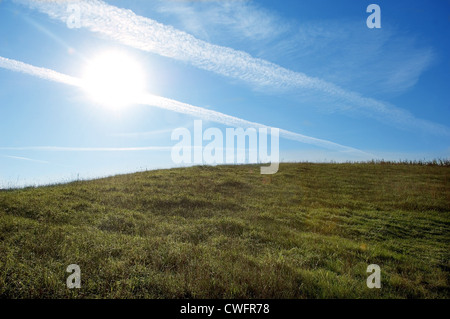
[0,0,449,187]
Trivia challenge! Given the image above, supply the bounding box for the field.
[0,162,449,298]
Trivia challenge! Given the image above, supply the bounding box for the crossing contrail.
[0,55,370,156]
[15,0,450,137]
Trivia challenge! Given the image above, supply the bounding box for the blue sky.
[0,0,449,187]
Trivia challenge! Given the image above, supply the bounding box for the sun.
[82,50,146,109]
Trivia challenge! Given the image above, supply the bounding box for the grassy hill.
[0,163,448,298]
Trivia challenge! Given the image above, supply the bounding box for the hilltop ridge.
[0,163,449,298]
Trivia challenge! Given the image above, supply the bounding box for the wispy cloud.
[267,20,435,96]
[154,0,288,42]
[16,0,449,137]
[0,55,368,156]
[153,2,435,96]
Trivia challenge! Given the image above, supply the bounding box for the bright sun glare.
[82,50,146,109]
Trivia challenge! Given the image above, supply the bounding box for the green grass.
[0,162,449,298]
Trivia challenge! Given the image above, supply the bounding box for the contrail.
[139,94,366,154]
[0,56,82,87]
[1,155,50,164]
[0,146,172,152]
[0,55,369,156]
[110,128,175,138]
[15,0,450,137]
